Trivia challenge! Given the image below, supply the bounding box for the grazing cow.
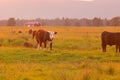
[101,31,120,52]
[18,31,22,33]
[28,29,33,34]
[33,29,57,50]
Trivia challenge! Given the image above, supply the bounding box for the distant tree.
[80,18,88,26]
[92,17,103,26]
[109,17,120,26]
[64,18,71,26]
[102,18,108,26]
[75,21,81,26]
[7,18,16,26]
[80,18,92,26]
[41,19,47,26]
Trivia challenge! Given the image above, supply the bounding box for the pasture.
[0,26,120,80]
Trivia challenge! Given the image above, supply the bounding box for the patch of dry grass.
[0,26,120,80]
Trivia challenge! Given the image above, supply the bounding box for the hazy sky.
[0,0,119,19]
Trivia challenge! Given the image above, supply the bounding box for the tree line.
[0,16,119,26]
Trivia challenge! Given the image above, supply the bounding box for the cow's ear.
[54,32,57,34]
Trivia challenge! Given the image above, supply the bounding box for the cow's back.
[101,31,120,45]
[36,29,50,42]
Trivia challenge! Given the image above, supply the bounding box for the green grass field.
[0,26,120,80]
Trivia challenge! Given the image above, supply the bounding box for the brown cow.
[101,31,120,52]
[33,29,57,50]
[18,30,22,33]
[28,29,34,34]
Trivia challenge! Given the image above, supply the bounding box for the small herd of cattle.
[11,29,120,52]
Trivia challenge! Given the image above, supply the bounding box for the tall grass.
[0,26,119,80]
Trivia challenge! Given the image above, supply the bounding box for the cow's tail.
[32,30,36,39]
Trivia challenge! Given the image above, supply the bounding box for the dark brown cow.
[101,31,120,52]
[33,29,57,50]
[18,31,22,33]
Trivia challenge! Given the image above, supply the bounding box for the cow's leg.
[37,42,40,50]
[37,40,40,50]
[116,45,119,53]
[48,41,52,50]
[37,42,42,50]
[36,39,40,50]
[119,45,120,53]
[39,42,42,50]
[43,41,47,50]
[102,44,106,52]
[50,42,52,50]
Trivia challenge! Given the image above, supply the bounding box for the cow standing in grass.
[33,29,57,50]
[101,31,120,52]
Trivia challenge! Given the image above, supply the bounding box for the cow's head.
[48,31,57,40]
